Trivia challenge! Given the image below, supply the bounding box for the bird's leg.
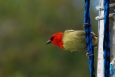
[86,52,94,57]
[83,23,94,57]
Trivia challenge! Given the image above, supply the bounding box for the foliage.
[0,0,97,77]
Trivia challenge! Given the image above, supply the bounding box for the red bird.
[46,30,97,52]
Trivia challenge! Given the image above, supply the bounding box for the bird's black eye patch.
[50,36,54,41]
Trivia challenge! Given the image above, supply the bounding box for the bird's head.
[46,32,64,49]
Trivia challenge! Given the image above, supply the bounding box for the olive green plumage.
[62,30,97,52]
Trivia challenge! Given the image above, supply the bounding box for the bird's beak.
[46,40,51,45]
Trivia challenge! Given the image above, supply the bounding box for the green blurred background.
[0,0,98,77]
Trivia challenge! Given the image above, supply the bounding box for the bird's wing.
[64,30,75,33]
[62,30,86,51]
[63,30,85,39]
[64,30,84,34]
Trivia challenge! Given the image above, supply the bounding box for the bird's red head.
[46,32,64,49]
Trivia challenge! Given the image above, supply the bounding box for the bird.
[46,30,97,52]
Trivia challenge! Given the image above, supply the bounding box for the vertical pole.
[110,16,115,77]
[110,0,115,63]
[96,0,104,77]
[110,1,115,77]
[110,16,115,62]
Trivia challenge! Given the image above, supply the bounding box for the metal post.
[110,0,115,63]
[110,16,115,76]
[110,1,115,77]
[96,0,104,77]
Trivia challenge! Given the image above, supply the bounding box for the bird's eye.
[50,36,54,41]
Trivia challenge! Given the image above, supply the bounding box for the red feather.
[50,32,64,49]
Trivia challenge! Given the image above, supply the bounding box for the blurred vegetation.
[0,0,98,77]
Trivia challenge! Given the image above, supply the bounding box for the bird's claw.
[86,52,94,58]
[82,23,90,29]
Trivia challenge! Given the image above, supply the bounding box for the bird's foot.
[86,52,94,57]
[82,23,90,29]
